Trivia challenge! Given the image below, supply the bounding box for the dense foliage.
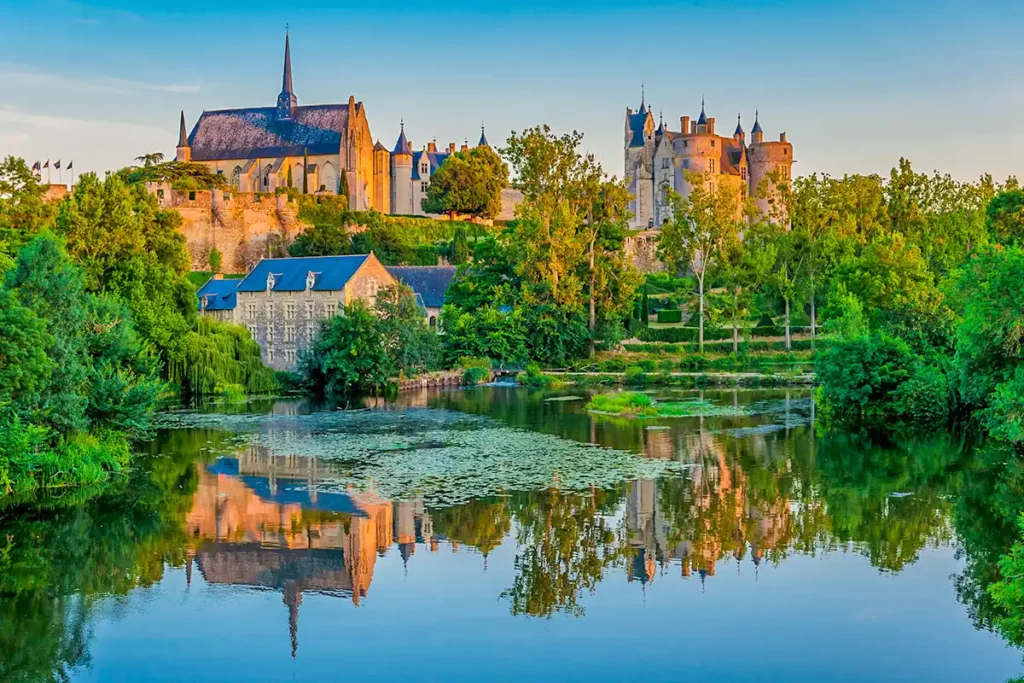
[421,145,509,219]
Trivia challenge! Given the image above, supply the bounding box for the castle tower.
[733,113,745,143]
[624,90,656,229]
[175,110,191,162]
[746,112,794,222]
[477,123,489,148]
[390,121,413,215]
[275,32,297,121]
[372,140,391,214]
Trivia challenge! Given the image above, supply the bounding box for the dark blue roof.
[628,111,648,148]
[411,150,451,180]
[477,127,490,147]
[237,255,372,293]
[197,277,240,311]
[188,104,351,161]
[751,116,763,134]
[393,127,412,155]
[386,266,456,308]
[697,107,708,126]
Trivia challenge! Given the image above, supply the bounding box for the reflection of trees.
[501,486,626,618]
[0,431,208,682]
[429,498,511,557]
[952,443,1024,635]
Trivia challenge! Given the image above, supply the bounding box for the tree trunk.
[698,274,705,354]
[784,297,792,351]
[732,290,739,354]
[809,281,817,350]
[589,237,596,357]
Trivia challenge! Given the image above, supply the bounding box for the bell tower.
[275,31,297,121]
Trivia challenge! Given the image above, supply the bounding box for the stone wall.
[149,183,307,274]
[625,229,664,273]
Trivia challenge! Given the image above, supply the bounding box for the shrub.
[460,357,491,385]
[624,366,647,386]
[517,362,557,388]
[656,309,683,324]
[638,359,657,372]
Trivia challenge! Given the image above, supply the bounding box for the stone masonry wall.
[625,230,665,273]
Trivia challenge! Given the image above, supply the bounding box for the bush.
[460,357,491,385]
[598,358,627,372]
[638,359,657,372]
[655,309,683,324]
[637,326,731,343]
[624,366,647,386]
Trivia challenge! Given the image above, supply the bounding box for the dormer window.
[267,273,276,291]
[421,163,428,174]
[201,295,209,311]
[306,271,318,290]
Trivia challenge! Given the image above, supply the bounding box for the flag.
[32,161,41,172]
[43,160,49,169]
[54,160,61,170]
[67,161,73,170]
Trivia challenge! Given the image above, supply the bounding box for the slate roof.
[237,255,372,293]
[393,127,412,155]
[187,104,351,161]
[627,110,648,148]
[751,112,763,135]
[411,150,451,180]
[721,139,745,177]
[197,277,241,311]
[386,266,457,308]
[477,126,490,147]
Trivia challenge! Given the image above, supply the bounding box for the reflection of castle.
[624,432,793,590]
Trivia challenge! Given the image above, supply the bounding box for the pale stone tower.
[390,122,413,215]
[746,111,794,221]
[624,91,656,229]
[372,141,391,214]
[175,110,190,162]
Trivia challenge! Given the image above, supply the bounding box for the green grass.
[586,391,749,418]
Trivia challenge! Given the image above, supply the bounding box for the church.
[175,32,500,219]
[175,33,388,212]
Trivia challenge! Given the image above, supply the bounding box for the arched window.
[263,164,272,189]
[231,166,242,190]
[429,316,437,328]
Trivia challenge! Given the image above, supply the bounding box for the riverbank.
[546,369,815,387]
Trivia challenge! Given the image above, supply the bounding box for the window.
[157,189,164,199]
[421,163,428,174]
[711,140,716,148]
[285,349,296,364]
[247,325,256,338]
[224,193,231,201]
[325,302,337,318]
[284,302,295,320]
[306,322,315,340]
[661,158,669,169]
[421,182,427,193]
[682,159,689,169]
[247,303,257,320]
[266,348,274,363]
[429,316,437,328]
[305,301,314,318]
[683,140,688,148]
[709,159,716,174]
[285,325,296,343]
[741,167,747,181]
[266,302,274,317]
[266,325,274,343]
[188,191,196,201]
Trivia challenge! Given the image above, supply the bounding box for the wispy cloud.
[0,64,200,95]
[0,106,164,136]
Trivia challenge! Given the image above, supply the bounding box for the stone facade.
[625,98,794,229]
[233,255,395,371]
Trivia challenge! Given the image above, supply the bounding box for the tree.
[986,190,1024,245]
[658,172,743,352]
[208,247,222,273]
[300,300,390,397]
[338,170,350,201]
[450,226,471,264]
[0,156,53,239]
[422,145,509,220]
[375,283,440,376]
[288,223,352,257]
[717,233,776,352]
[134,152,165,168]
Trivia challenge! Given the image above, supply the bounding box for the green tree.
[422,145,509,220]
[658,172,744,352]
[134,152,165,168]
[0,156,53,238]
[717,233,776,352]
[986,190,1024,245]
[288,223,352,257]
[208,247,222,273]
[300,300,390,396]
[450,226,471,264]
[375,283,440,376]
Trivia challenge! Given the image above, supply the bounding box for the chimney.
[213,273,224,280]
[681,116,690,136]
[779,132,787,143]
[427,141,437,153]
[448,142,455,154]
[460,142,469,152]
[691,121,697,135]
[708,117,715,135]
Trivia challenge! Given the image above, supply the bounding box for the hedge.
[655,309,683,324]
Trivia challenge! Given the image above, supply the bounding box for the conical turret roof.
[393,121,412,155]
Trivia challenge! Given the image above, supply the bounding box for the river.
[0,386,1020,682]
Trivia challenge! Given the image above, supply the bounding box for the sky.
[1,0,1022,183]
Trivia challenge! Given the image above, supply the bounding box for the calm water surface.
[2,386,1021,682]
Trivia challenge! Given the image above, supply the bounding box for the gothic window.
[662,158,669,169]
[429,316,437,328]
[421,182,427,193]
[263,165,272,189]
[231,166,242,189]
[421,163,429,174]
[660,183,670,204]
[741,167,747,181]
[709,159,716,174]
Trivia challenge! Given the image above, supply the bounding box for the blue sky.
[2,0,1022,183]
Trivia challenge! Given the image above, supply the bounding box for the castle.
[176,32,495,218]
[624,96,794,229]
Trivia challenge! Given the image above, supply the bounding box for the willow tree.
[658,171,743,352]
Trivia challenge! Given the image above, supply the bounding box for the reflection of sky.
[3,1,1023,181]
[76,543,1019,682]
[207,456,365,515]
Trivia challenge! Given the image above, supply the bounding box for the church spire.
[177,110,188,148]
[276,29,297,120]
[477,122,489,147]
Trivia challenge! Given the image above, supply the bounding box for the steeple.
[175,110,191,162]
[697,96,708,125]
[477,122,489,147]
[734,112,744,141]
[639,83,646,115]
[751,109,764,143]
[276,30,297,120]
[393,119,412,155]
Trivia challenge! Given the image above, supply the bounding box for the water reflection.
[0,389,1021,681]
